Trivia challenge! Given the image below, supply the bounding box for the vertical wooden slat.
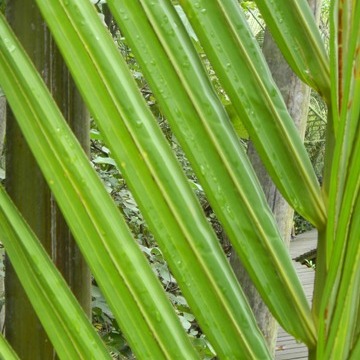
[5,1,90,358]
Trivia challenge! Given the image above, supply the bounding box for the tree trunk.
[4,1,90,359]
[230,0,322,355]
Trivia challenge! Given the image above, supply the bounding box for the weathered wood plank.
[275,230,317,360]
